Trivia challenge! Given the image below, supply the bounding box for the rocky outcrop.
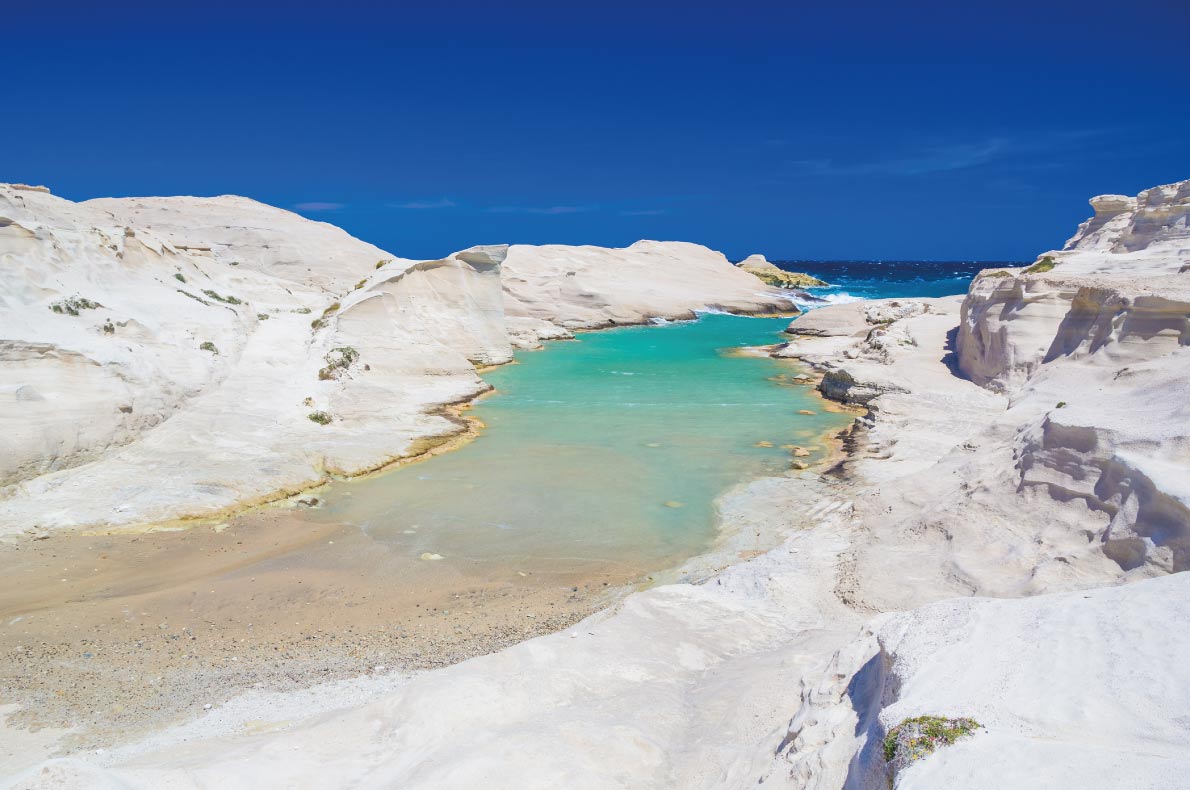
[0,187,796,534]
[501,242,797,333]
[780,573,1190,790]
[954,181,1190,576]
[737,254,828,288]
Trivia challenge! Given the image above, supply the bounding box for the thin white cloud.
[393,198,457,209]
[620,209,667,216]
[485,205,596,215]
[294,201,345,211]
[786,139,1007,178]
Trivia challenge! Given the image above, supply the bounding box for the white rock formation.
[0,186,792,535]
[500,241,795,343]
[5,181,1188,790]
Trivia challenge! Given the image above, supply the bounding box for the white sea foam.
[789,290,865,311]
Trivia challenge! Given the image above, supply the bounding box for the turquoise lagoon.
[309,314,851,579]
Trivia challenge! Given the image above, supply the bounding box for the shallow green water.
[314,314,849,577]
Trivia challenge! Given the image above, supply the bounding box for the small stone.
[754,440,774,448]
[798,409,817,415]
[420,552,444,561]
[663,500,684,508]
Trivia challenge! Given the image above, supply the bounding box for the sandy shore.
[0,345,845,760]
[0,504,640,752]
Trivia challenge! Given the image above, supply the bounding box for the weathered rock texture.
[6,181,1189,790]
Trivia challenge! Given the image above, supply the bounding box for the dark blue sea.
[771,260,1019,303]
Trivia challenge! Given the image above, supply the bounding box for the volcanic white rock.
[0,185,793,535]
[5,181,1189,790]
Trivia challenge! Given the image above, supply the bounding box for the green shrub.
[257,313,269,321]
[199,341,219,354]
[178,289,211,306]
[353,278,368,290]
[307,410,332,425]
[375,259,392,269]
[1056,401,1067,408]
[202,289,242,305]
[318,346,360,380]
[981,270,1012,278]
[49,296,102,316]
[292,307,312,314]
[884,715,980,778]
[1025,256,1056,274]
[174,272,186,283]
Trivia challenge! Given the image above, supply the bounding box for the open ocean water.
[775,259,1018,303]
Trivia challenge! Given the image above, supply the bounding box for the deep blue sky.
[7,1,1188,261]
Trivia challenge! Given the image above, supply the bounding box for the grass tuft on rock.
[199,341,219,354]
[375,258,392,269]
[883,715,980,780]
[318,346,360,380]
[202,289,242,305]
[311,301,341,330]
[174,272,186,283]
[307,410,332,425]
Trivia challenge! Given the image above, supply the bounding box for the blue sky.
[6,1,1188,261]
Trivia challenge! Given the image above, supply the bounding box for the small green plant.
[49,296,102,316]
[318,346,360,380]
[353,278,368,290]
[1025,256,1056,274]
[174,272,186,283]
[177,289,211,306]
[102,320,115,335]
[883,715,980,779]
[1056,401,1067,408]
[307,410,332,425]
[257,313,270,321]
[202,289,242,305]
[981,270,1012,278]
[375,258,392,269]
[292,307,312,314]
[199,341,219,354]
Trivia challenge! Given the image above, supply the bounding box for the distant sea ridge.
[772,259,1024,301]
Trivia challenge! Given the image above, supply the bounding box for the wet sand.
[0,509,637,751]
